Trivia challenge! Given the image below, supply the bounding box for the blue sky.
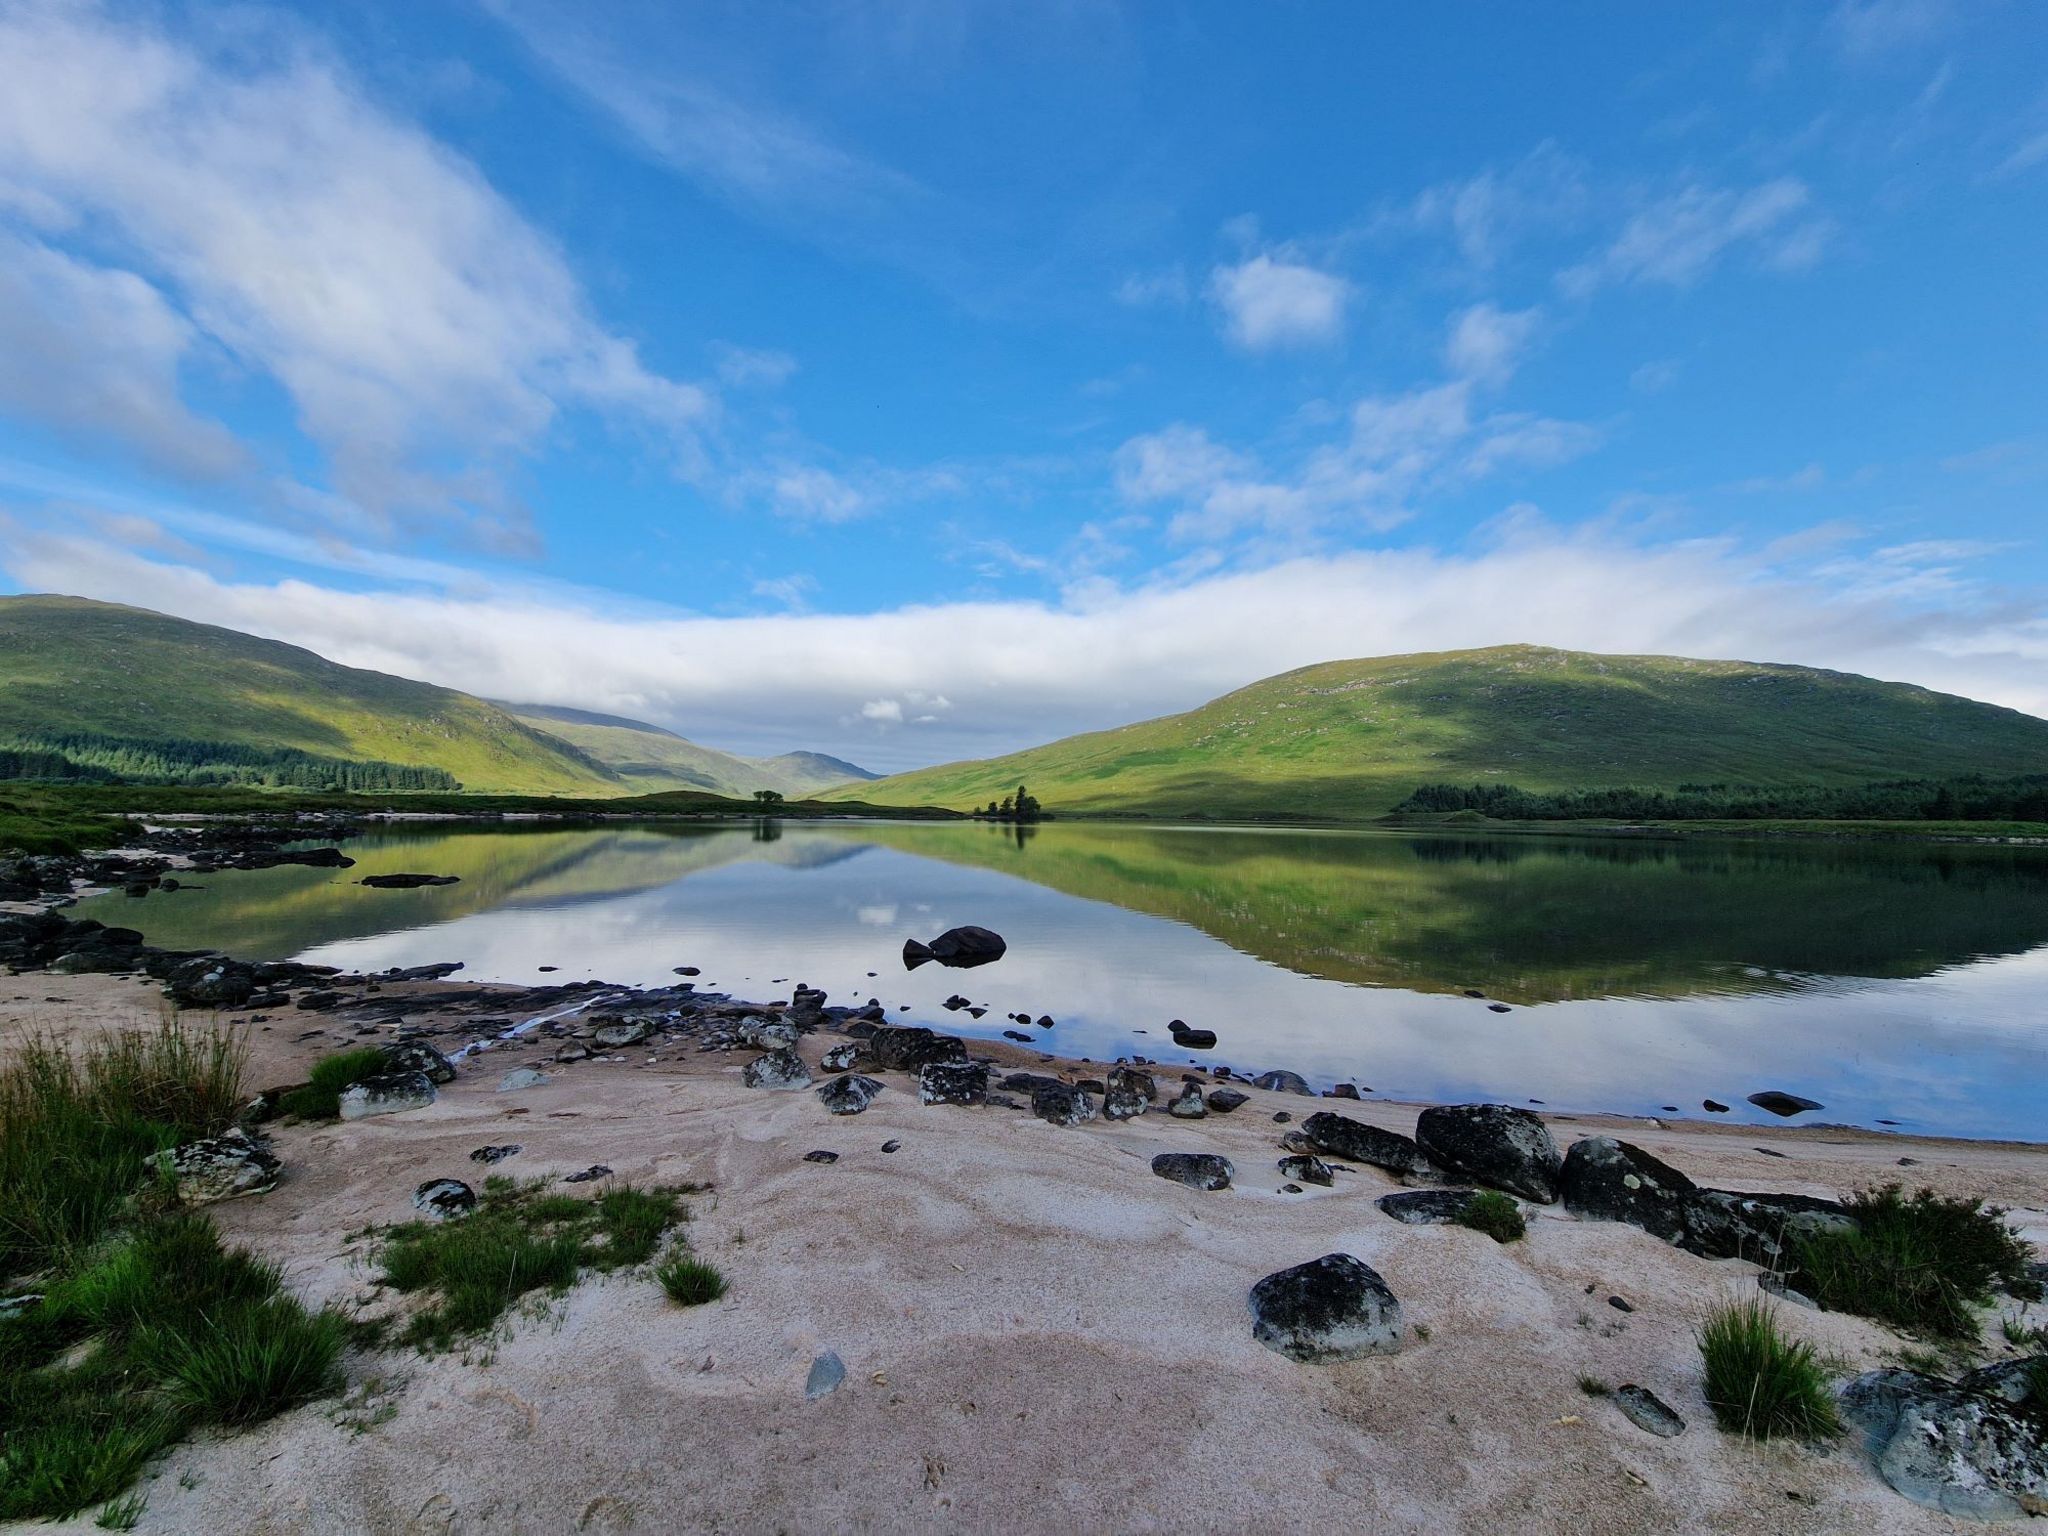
[1,0,2045,769]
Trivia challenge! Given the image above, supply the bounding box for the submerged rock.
[1748,1090,1824,1117]
[341,1070,437,1119]
[358,873,460,888]
[412,1178,476,1219]
[1302,1112,1437,1181]
[742,1049,812,1090]
[819,1073,885,1115]
[902,926,1007,971]
[153,1128,280,1204]
[1248,1253,1403,1362]
[1151,1152,1233,1191]
[1415,1103,1561,1203]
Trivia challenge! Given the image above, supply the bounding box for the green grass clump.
[1790,1184,2032,1340]
[135,1297,349,1425]
[0,1022,246,1279]
[656,1254,727,1307]
[1575,1374,1610,1397]
[1455,1190,1527,1243]
[377,1177,689,1350]
[95,1491,146,1530]
[1697,1298,1842,1441]
[278,1047,390,1121]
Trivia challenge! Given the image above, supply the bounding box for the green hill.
[496,703,874,798]
[0,595,621,795]
[824,645,2048,820]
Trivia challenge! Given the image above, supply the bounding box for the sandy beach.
[2,959,2043,1536]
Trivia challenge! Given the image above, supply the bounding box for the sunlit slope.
[0,596,620,795]
[826,646,2048,819]
[498,704,874,798]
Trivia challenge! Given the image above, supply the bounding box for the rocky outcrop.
[152,1128,280,1204]
[864,1027,969,1072]
[1302,1112,1438,1180]
[1248,1253,1403,1362]
[339,1070,437,1120]
[1559,1137,1854,1264]
[1151,1152,1232,1191]
[1415,1104,1561,1202]
[1840,1367,2048,1521]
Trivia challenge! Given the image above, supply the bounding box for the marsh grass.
[656,1254,727,1307]
[1697,1298,1841,1441]
[1790,1184,2031,1340]
[1454,1190,1527,1244]
[277,1047,389,1121]
[377,1177,690,1350]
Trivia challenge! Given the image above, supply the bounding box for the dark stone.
[1301,1112,1437,1180]
[1278,1153,1334,1187]
[880,1139,901,1154]
[818,1073,885,1115]
[1559,1136,1854,1265]
[820,1042,863,1072]
[1166,1081,1207,1119]
[803,1150,840,1164]
[741,1049,812,1089]
[1104,1065,1155,1121]
[903,926,1006,970]
[1206,1088,1249,1113]
[865,1027,968,1072]
[413,1178,476,1218]
[381,1039,457,1084]
[469,1144,522,1164]
[917,1061,988,1107]
[1168,1024,1218,1049]
[338,1070,435,1120]
[1748,1090,1824,1117]
[1002,1029,1032,1042]
[1328,1083,1360,1100]
[1703,1099,1729,1112]
[1487,1002,1512,1013]
[1375,1189,1487,1226]
[295,990,342,1012]
[1247,1253,1403,1362]
[1414,1103,1561,1203]
[562,1165,612,1183]
[1031,1082,1095,1126]
[1614,1385,1685,1438]
[164,957,257,1009]
[1253,1070,1312,1096]
[1608,1295,1634,1313]
[1151,1152,1233,1191]
[358,873,461,888]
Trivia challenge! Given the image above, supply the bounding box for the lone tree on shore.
[752,789,784,805]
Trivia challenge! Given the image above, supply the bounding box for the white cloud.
[1563,179,1828,295]
[751,573,817,610]
[712,345,798,389]
[1443,303,1542,386]
[9,511,2044,772]
[1114,267,1190,307]
[1396,143,1591,269]
[0,0,709,538]
[1208,254,1350,350]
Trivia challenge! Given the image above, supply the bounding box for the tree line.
[1394,774,2048,824]
[0,731,460,792]
[978,783,1045,822]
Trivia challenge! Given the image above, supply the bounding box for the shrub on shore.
[656,1254,727,1307]
[1697,1297,1841,1441]
[1789,1184,2031,1340]
[1455,1190,1527,1243]
[278,1047,389,1120]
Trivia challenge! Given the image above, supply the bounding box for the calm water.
[74,819,2048,1141]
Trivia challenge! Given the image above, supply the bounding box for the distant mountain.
[495,704,872,799]
[0,595,619,795]
[823,645,2048,820]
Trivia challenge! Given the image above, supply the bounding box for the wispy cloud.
[1443,303,1543,385]
[1562,179,1829,295]
[1208,253,1350,351]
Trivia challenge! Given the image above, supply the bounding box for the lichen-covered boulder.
[163,956,257,1009]
[1206,1088,1249,1114]
[1562,1136,1853,1264]
[820,1042,864,1072]
[864,1027,968,1072]
[412,1178,476,1219]
[1031,1082,1095,1126]
[1103,1065,1155,1121]
[918,1060,988,1106]
[1152,1152,1232,1191]
[742,1048,812,1089]
[591,1018,656,1049]
[1415,1104,1561,1203]
[1302,1112,1438,1180]
[1248,1253,1403,1362]
[738,1016,801,1050]
[380,1039,457,1084]
[1278,1153,1334,1187]
[818,1073,885,1115]
[339,1070,437,1120]
[1166,1081,1207,1119]
[497,1067,549,1093]
[1252,1070,1312,1096]
[1841,1366,2048,1521]
[152,1128,280,1204]
[1375,1189,1487,1225]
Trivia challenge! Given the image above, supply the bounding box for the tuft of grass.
[1455,1189,1527,1244]
[1576,1374,1611,1397]
[0,1022,246,1279]
[136,1297,349,1425]
[656,1254,727,1307]
[278,1048,389,1121]
[1790,1184,2032,1340]
[1697,1297,1842,1441]
[95,1492,146,1530]
[377,1177,690,1350]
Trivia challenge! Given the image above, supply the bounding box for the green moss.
[1455,1190,1526,1243]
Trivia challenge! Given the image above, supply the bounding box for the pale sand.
[4,971,2045,1536]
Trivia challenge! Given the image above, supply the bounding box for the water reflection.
[73,820,2048,1139]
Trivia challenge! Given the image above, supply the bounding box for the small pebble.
[803,1150,839,1164]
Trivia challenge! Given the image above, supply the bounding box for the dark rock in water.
[1748,1090,1824,1117]
[802,1150,840,1164]
[942,994,971,1011]
[902,926,1006,970]
[1248,1253,1403,1362]
[469,1144,522,1165]
[1253,1070,1312,1096]
[1104,1065,1155,1121]
[1168,1024,1218,1049]
[1560,1136,1854,1265]
[1839,1367,2048,1520]
[1031,1082,1095,1127]
[742,1049,812,1090]
[1415,1103,1561,1203]
[1375,1189,1487,1226]
[413,1178,476,1218]
[917,1061,988,1107]
[340,1070,436,1120]
[1614,1385,1685,1438]
[674,965,701,976]
[562,1165,612,1184]
[1703,1099,1729,1113]
[1327,1083,1360,1100]
[1002,1029,1032,1042]
[1279,1153,1334,1187]
[1166,1081,1208,1119]
[153,1128,281,1204]
[818,1074,884,1115]
[865,1027,968,1072]
[1302,1112,1437,1180]
[1035,1015,1055,1029]
[1487,1002,1512,1013]
[1151,1152,1233,1191]
[358,873,460,889]
[591,1018,655,1048]
[1207,1088,1249,1114]
[381,1039,456,1084]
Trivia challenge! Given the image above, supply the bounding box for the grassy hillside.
[498,703,873,798]
[826,645,2048,820]
[0,596,621,795]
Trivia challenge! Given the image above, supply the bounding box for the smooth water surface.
[75,819,2048,1140]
